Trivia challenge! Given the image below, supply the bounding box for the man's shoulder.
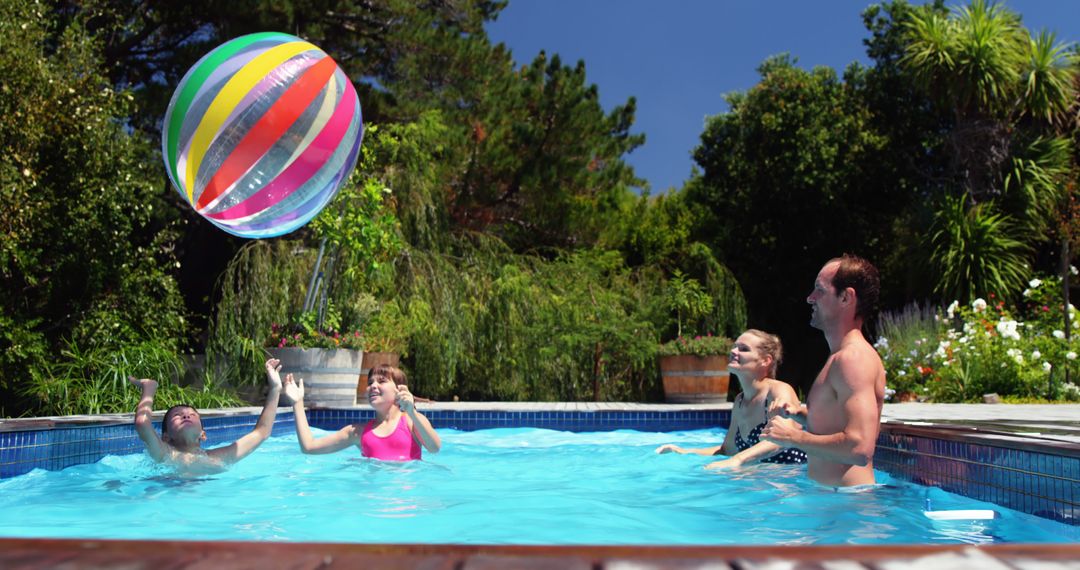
[831,339,884,383]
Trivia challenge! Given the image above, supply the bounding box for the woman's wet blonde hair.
[743,329,783,377]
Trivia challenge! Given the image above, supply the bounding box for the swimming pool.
[0,426,1073,545]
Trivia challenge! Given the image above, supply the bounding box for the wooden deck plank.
[1,539,1079,570]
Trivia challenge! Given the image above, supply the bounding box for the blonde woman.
[656,329,807,469]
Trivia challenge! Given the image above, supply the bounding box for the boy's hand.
[265,359,283,391]
[128,376,158,392]
[282,374,304,405]
[396,385,415,414]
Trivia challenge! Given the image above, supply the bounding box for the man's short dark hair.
[828,254,880,322]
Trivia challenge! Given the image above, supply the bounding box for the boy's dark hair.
[828,254,880,322]
[161,404,200,436]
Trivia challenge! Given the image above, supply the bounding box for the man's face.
[807,262,842,330]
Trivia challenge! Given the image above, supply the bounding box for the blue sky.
[487,1,1080,194]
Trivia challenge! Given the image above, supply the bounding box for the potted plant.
[266,303,365,408]
[658,271,732,403]
[657,334,734,403]
[355,300,412,399]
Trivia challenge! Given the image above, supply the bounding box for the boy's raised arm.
[128,377,167,462]
[210,358,283,464]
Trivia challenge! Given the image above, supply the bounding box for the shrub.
[875,273,1080,402]
[657,334,733,357]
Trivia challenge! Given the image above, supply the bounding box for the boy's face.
[163,406,206,444]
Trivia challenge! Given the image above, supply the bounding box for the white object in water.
[924,509,998,520]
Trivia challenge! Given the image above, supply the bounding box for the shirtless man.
[128,358,283,475]
[762,255,886,487]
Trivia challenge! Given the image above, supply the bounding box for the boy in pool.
[128,358,284,475]
[282,364,440,460]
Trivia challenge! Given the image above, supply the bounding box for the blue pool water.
[0,427,1073,545]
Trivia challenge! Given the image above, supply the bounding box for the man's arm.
[128,377,167,462]
[209,358,283,464]
[762,354,878,466]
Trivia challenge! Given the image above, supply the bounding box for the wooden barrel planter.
[659,354,730,403]
[267,347,364,408]
[355,352,401,401]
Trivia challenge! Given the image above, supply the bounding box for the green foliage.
[929,195,1031,302]
[362,299,413,355]
[21,338,241,416]
[266,305,366,351]
[309,125,404,279]
[685,54,893,384]
[0,0,189,415]
[395,244,663,401]
[391,40,646,249]
[207,240,313,386]
[876,276,1080,402]
[874,303,940,396]
[657,335,733,357]
[664,270,712,338]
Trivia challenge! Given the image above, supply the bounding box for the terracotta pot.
[267,347,364,408]
[356,352,401,401]
[658,354,730,403]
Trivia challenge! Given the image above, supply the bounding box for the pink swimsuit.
[360,416,422,461]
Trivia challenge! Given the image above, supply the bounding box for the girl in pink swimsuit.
[284,364,441,461]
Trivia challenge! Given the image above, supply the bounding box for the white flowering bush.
[875,275,1080,402]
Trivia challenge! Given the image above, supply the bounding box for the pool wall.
[1,406,1076,527]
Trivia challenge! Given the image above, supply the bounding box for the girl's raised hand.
[282,373,305,405]
[396,384,415,413]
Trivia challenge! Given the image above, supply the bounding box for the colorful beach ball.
[162,32,363,238]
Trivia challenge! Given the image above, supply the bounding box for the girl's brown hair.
[369,364,407,386]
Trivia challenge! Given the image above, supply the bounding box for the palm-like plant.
[1021,31,1078,127]
[903,0,1078,303]
[902,1,1075,203]
[930,195,1031,302]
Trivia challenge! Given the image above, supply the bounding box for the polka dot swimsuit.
[732,392,808,465]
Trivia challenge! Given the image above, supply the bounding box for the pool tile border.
[876,421,1079,525]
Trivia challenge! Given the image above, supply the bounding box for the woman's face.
[366,374,400,409]
[729,333,771,378]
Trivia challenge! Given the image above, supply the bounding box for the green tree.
[900,0,1077,300]
[0,0,190,415]
[684,55,895,383]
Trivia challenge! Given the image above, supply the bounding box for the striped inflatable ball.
[162,32,363,238]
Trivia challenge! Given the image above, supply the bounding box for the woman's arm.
[705,440,782,470]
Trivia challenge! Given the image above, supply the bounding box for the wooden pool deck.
[2,538,1079,569]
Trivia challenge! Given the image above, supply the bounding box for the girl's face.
[366,374,399,409]
[729,333,771,377]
